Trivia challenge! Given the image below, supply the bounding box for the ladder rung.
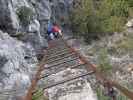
[48,46,67,52]
[46,57,79,68]
[47,53,76,63]
[48,48,69,56]
[47,50,71,60]
[40,64,86,78]
[42,71,95,90]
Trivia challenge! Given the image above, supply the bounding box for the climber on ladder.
[47,22,62,40]
[52,23,62,38]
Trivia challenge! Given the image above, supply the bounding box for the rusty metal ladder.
[24,37,133,100]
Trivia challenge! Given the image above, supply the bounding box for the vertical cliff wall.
[0,0,51,99]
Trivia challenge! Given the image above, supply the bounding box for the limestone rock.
[0,0,19,34]
[36,0,51,21]
[126,19,133,27]
[0,30,37,99]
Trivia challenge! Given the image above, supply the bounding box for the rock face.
[126,19,133,27]
[0,0,52,51]
[0,0,19,34]
[0,0,74,51]
[36,0,51,21]
[0,0,79,100]
[0,0,52,99]
[0,30,38,99]
[50,0,74,35]
[50,0,73,22]
[35,0,51,48]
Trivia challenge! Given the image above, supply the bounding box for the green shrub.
[127,0,133,7]
[96,87,128,100]
[32,89,49,100]
[17,6,33,25]
[114,34,133,54]
[96,87,110,100]
[70,0,132,42]
[101,16,126,33]
[97,48,112,74]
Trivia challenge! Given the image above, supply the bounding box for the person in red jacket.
[52,23,62,38]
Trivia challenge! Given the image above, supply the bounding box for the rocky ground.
[0,30,38,100]
[76,31,133,93]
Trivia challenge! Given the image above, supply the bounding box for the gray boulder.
[0,30,37,99]
[0,0,19,34]
[126,19,133,27]
[0,0,51,50]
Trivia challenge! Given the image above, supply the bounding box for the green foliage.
[117,37,133,50]
[70,0,96,34]
[32,89,49,100]
[17,6,33,25]
[70,0,132,42]
[100,16,126,33]
[127,0,133,7]
[117,95,128,100]
[98,48,112,74]
[96,87,128,100]
[96,88,110,100]
[114,34,133,54]
[109,0,129,17]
